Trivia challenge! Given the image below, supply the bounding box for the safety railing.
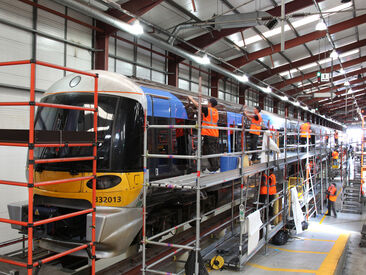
[0,59,98,275]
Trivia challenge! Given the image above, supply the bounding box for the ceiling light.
[347,88,353,94]
[315,20,327,31]
[344,80,350,86]
[237,74,248,82]
[194,54,210,65]
[282,95,288,101]
[303,106,309,110]
[330,50,339,59]
[339,68,345,74]
[265,86,272,93]
[293,101,300,106]
[128,20,144,35]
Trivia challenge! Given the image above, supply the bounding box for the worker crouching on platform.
[326,183,337,218]
[188,96,219,173]
[259,169,277,218]
[300,121,311,152]
[244,106,262,162]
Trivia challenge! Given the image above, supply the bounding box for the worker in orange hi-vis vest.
[259,169,277,218]
[326,183,337,218]
[332,150,339,166]
[300,121,311,152]
[244,106,262,162]
[334,130,339,145]
[188,96,219,172]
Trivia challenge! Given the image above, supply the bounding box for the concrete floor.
[211,183,366,275]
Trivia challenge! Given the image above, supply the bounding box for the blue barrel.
[220,156,238,172]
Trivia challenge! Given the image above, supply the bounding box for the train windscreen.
[34,93,144,173]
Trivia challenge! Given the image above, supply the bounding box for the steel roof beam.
[169,0,323,54]
[271,56,366,90]
[285,67,366,96]
[253,39,366,81]
[100,0,164,35]
[227,13,366,70]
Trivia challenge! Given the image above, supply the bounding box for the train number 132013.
[96,196,122,203]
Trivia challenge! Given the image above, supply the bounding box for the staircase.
[341,183,362,214]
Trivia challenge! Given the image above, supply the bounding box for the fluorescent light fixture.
[230,2,352,47]
[315,20,327,31]
[344,80,350,86]
[194,54,210,65]
[339,68,345,74]
[128,20,144,35]
[237,74,249,82]
[330,50,339,59]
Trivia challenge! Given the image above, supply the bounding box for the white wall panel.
[36,37,64,90]
[0,24,32,87]
[0,88,42,244]
[116,59,133,76]
[0,0,32,28]
[136,66,150,80]
[178,78,189,91]
[66,45,92,71]
[116,39,134,62]
[151,71,165,84]
[67,10,92,47]
[37,4,64,38]
[108,57,115,72]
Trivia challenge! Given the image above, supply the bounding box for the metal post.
[320,130,324,214]
[27,61,36,275]
[195,77,203,275]
[91,74,98,275]
[283,107,288,226]
[142,109,148,274]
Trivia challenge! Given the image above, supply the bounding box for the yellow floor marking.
[301,238,336,242]
[247,262,317,273]
[268,246,328,254]
[316,233,349,275]
[319,210,328,224]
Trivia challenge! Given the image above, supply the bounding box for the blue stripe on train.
[140,86,188,119]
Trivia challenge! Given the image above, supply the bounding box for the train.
[8,70,340,258]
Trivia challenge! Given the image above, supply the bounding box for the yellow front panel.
[34,171,143,207]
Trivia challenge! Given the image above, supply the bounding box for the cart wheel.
[210,255,224,270]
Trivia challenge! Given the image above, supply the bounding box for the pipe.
[52,0,282,99]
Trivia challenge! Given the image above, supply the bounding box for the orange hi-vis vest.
[268,173,277,195]
[300,122,311,138]
[202,107,219,137]
[260,174,276,195]
[327,185,337,202]
[260,174,268,195]
[332,151,339,160]
[334,131,338,139]
[249,113,262,136]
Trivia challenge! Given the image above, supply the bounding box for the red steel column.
[167,54,179,87]
[239,84,245,105]
[210,71,219,98]
[95,32,109,70]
